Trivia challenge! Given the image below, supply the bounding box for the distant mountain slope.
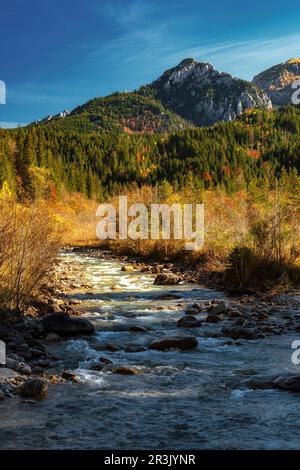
[253,58,300,106]
[36,92,193,134]
[145,59,272,126]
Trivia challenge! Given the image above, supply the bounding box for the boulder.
[177,316,202,328]
[18,379,48,399]
[113,366,139,375]
[41,313,95,336]
[207,302,228,315]
[206,314,223,324]
[222,325,262,340]
[0,368,19,384]
[121,266,135,272]
[90,364,105,372]
[6,358,32,376]
[257,312,269,321]
[249,374,300,393]
[150,335,198,351]
[45,304,62,314]
[99,357,114,365]
[125,345,147,353]
[62,371,79,382]
[154,274,182,285]
[185,304,202,315]
[227,310,243,319]
[45,333,61,342]
[129,325,148,333]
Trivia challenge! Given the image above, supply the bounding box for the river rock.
[129,325,148,333]
[0,368,19,384]
[45,333,61,342]
[62,371,80,382]
[99,357,114,365]
[121,266,135,272]
[90,364,105,371]
[150,335,198,351]
[125,345,147,353]
[206,314,223,324]
[257,312,269,321]
[177,316,202,328]
[227,310,243,319]
[45,303,62,314]
[113,366,139,375]
[222,325,262,340]
[41,313,95,336]
[6,358,31,376]
[208,302,228,315]
[249,373,300,393]
[154,274,182,285]
[18,379,48,399]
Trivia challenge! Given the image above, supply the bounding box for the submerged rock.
[222,325,263,340]
[41,313,95,336]
[99,357,114,365]
[177,316,202,328]
[125,345,147,353]
[208,302,228,315]
[206,314,223,324]
[18,379,48,399]
[129,325,148,333]
[249,373,300,393]
[113,366,139,375]
[150,335,198,351]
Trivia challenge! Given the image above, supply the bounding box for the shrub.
[0,198,61,311]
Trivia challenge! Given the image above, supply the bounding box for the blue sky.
[0,0,299,127]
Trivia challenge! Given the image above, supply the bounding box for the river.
[0,251,300,450]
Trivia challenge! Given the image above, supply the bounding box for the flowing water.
[0,252,300,450]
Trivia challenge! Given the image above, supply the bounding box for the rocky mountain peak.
[149,59,271,126]
[253,59,300,106]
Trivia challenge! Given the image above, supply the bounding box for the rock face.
[18,379,48,399]
[253,58,300,106]
[148,58,272,126]
[150,335,198,351]
[41,313,95,336]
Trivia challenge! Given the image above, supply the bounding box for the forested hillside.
[35,91,192,134]
[1,105,300,201]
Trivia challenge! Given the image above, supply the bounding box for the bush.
[0,198,61,311]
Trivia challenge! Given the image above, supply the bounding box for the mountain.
[35,58,276,133]
[36,91,192,134]
[144,58,272,126]
[253,58,300,106]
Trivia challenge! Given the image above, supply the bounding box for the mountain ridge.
[34,57,300,133]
